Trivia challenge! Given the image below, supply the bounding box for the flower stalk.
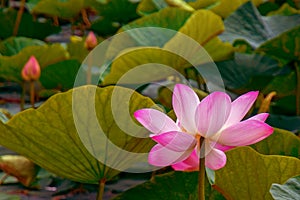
[198,137,205,200]
[97,178,106,200]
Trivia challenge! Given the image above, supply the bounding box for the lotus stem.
[258,91,277,113]
[295,62,300,116]
[97,178,106,200]
[198,137,205,200]
[30,81,35,108]
[86,54,92,84]
[13,0,26,36]
[81,9,91,28]
[20,81,25,111]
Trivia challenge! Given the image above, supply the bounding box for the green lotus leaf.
[266,115,300,132]
[210,0,262,18]
[267,3,300,16]
[0,8,60,40]
[215,146,300,200]
[251,128,300,158]
[39,59,81,91]
[0,44,69,83]
[137,0,160,15]
[30,0,85,19]
[113,171,225,200]
[91,0,140,36]
[0,37,45,56]
[103,9,232,85]
[220,1,300,48]
[271,96,297,116]
[270,175,300,200]
[216,53,287,93]
[262,70,296,98]
[256,26,300,63]
[67,37,89,62]
[164,9,233,61]
[0,85,157,183]
[120,7,192,46]
[102,47,188,85]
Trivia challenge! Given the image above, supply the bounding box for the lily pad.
[0,37,45,56]
[256,26,300,63]
[220,1,300,48]
[113,171,225,200]
[251,128,300,158]
[0,86,157,183]
[91,0,141,36]
[215,146,300,200]
[30,0,85,19]
[0,8,60,40]
[0,43,69,83]
[216,53,288,92]
[39,59,81,91]
[120,7,192,47]
[270,175,300,200]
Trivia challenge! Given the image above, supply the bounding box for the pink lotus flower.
[84,31,97,50]
[21,56,41,81]
[134,84,273,170]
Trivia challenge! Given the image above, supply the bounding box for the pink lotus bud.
[21,56,41,81]
[84,31,97,50]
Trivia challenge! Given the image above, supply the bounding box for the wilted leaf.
[251,128,300,158]
[0,37,45,56]
[0,86,157,183]
[0,44,69,83]
[215,146,300,200]
[0,155,38,187]
[270,175,300,200]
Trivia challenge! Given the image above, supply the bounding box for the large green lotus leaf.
[266,115,300,133]
[164,10,234,62]
[262,71,296,98]
[119,8,192,46]
[251,128,300,158]
[0,85,157,183]
[0,8,60,40]
[67,38,89,62]
[220,1,300,48]
[271,95,297,116]
[30,0,84,19]
[102,47,188,85]
[216,53,288,92]
[113,171,225,200]
[215,146,300,200]
[0,37,45,56]
[256,26,300,63]
[137,0,205,15]
[267,3,300,16]
[39,59,81,91]
[94,0,140,23]
[270,175,300,200]
[210,0,262,18]
[91,0,140,36]
[0,44,69,83]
